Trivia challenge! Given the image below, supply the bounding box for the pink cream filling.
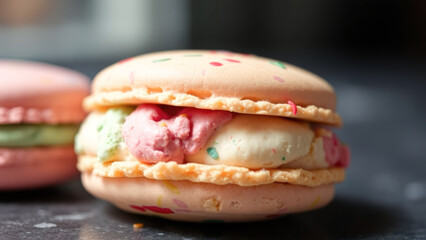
[122,104,233,164]
[322,132,350,167]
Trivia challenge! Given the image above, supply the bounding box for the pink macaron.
[0,60,90,190]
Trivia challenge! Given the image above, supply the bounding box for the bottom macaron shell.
[81,173,335,222]
[0,146,78,190]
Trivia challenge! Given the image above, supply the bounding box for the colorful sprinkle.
[223,58,240,63]
[173,199,188,209]
[282,157,286,161]
[179,113,187,118]
[131,205,174,214]
[270,61,286,69]
[118,57,134,64]
[273,76,284,82]
[207,147,219,160]
[130,205,146,212]
[209,62,223,67]
[310,196,320,208]
[157,194,163,206]
[129,71,135,85]
[184,54,202,57]
[162,181,180,194]
[143,206,174,214]
[272,148,277,154]
[159,122,167,127]
[153,58,171,63]
[287,101,297,115]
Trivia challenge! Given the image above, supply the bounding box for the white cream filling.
[76,111,329,169]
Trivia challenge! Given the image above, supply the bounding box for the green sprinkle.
[153,58,171,63]
[282,157,286,161]
[207,147,219,160]
[183,54,202,57]
[270,61,286,69]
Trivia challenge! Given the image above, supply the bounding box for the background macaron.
[0,60,90,190]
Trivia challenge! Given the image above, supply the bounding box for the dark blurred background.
[1,0,425,239]
[1,0,425,61]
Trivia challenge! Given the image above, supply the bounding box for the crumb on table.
[133,223,144,229]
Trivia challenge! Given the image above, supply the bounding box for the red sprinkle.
[223,58,240,63]
[143,206,174,214]
[288,101,297,115]
[131,205,174,214]
[272,148,276,154]
[130,205,146,212]
[118,57,133,64]
[210,62,223,66]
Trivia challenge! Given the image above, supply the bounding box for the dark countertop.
[1,55,425,240]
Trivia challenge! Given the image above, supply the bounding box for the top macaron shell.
[92,50,336,110]
[0,60,90,124]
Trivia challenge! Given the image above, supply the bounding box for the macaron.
[76,50,350,222]
[0,60,90,190]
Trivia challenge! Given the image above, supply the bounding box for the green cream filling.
[97,106,135,162]
[0,124,80,147]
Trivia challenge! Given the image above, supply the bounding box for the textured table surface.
[1,55,425,240]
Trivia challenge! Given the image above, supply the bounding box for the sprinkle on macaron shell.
[173,199,189,209]
[310,196,321,208]
[131,205,175,214]
[162,181,180,194]
[157,194,163,206]
[209,62,223,67]
[153,58,172,63]
[270,60,286,69]
[223,58,241,63]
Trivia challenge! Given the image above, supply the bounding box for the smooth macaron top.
[86,50,341,125]
[0,60,90,124]
[92,50,336,110]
